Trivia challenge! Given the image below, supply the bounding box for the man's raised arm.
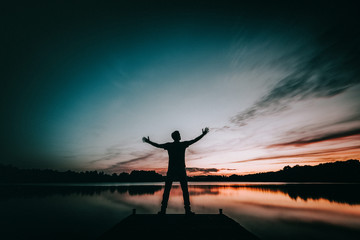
[187,127,209,146]
[142,136,166,148]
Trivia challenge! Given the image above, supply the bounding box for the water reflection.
[0,185,163,199]
[1,183,359,205]
[1,183,360,240]
[241,184,360,205]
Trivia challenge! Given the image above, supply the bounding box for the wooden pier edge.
[98,209,260,240]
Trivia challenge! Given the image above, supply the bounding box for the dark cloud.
[119,153,155,165]
[104,153,154,172]
[269,127,360,147]
[231,25,360,126]
[221,168,236,171]
[186,167,219,174]
[91,145,123,163]
[233,145,360,164]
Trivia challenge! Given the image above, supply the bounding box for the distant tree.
[283,166,291,171]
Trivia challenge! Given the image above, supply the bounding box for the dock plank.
[98,213,260,240]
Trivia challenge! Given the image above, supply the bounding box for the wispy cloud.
[233,145,360,164]
[269,127,360,147]
[104,153,155,173]
[116,153,155,166]
[90,145,123,163]
[231,26,360,126]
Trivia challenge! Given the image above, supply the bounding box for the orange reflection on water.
[190,184,360,230]
[105,183,360,231]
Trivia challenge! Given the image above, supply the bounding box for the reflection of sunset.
[101,183,360,232]
[96,183,360,240]
[2,183,359,240]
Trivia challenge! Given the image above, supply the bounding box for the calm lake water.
[1,182,360,240]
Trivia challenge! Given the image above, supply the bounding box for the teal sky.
[2,1,360,175]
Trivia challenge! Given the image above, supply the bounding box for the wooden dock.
[98,210,260,240]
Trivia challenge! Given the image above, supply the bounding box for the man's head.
[171,131,181,141]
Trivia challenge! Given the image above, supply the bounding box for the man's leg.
[180,177,193,214]
[159,175,173,214]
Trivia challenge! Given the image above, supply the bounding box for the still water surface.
[1,182,359,240]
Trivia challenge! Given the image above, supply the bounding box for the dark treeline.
[223,159,360,182]
[1,159,359,183]
[0,166,164,183]
[191,159,360,182]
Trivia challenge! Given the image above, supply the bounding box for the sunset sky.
[2,0,360,175]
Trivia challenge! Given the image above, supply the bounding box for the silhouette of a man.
[142,128,209,214]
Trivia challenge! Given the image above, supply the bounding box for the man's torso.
[163,141,190,173]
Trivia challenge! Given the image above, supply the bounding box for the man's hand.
[202,127,209,135]
[142,136,150,143]
[142,136,164,148]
